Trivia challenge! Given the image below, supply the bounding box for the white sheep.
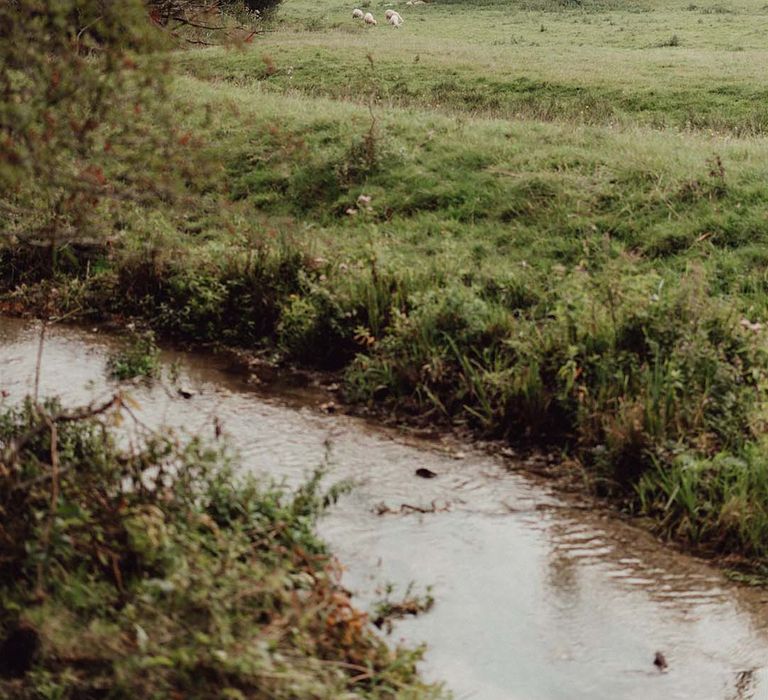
[363,12,377,25]
[385,10,403,21]
[352,8,364,18]
[388,14,403,27]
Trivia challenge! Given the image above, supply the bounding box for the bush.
[243,0,283,13]
[107,329,161,381]
[0,1,177,252]
[0,397,441,698]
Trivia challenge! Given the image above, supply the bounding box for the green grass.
[178,0,768,134]
[8,0,768,567]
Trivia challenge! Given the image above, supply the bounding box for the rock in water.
[415,467,437,479]
[653,651,668,671]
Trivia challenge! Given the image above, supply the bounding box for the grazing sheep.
[385,9,403,21]
[384,9,395,18]
[352,8,364,18]
[363,11,377,24]
[388,13,403,27]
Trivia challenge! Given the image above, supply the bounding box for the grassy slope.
[7,0,768,566]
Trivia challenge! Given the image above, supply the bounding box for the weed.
[107,329,161,381]
[0,398,443,698]
[373,582,435,634]
[656,34,681,47]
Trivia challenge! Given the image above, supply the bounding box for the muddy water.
[3,317,768,700]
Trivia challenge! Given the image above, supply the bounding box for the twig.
[33,321,47,405]
[1,395,122,468]
[120,399,160,438]
[75,15,104,47]
[35,417,60,597]
[169,15,229,30]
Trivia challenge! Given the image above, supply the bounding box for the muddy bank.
[3,317,768,700]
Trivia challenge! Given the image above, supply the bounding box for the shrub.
[0,397,441,698]
[242,0,284,14]
[107,329,161,381]
[0,1,176,252]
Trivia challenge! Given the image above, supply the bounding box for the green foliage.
[0,398,442,698]
[637,443,768,558]
[243,0,284,14]
[107,329,161,381]
[0,0,189,255]
[349,267,766,457]
[112,237,308,343]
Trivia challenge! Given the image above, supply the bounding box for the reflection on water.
[3,317,768,700]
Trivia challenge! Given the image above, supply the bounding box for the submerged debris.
[373,584,434,633]
[373,500,451,515]
[415,467,438,479]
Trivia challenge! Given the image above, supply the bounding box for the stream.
[2,316,768,700]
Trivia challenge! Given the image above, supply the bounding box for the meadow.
[7,0,768,567]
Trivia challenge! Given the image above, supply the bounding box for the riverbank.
[0,385,442,699]
[6,0,768,572]
[5,316,768,699]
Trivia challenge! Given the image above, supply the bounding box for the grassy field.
[182,0,768,133]
[7,0,768,568]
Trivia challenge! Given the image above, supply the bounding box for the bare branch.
[33,322,46,405]
[1,395,124,469]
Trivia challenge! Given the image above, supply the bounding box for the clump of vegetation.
[637,443,768,560]
[0,397,442,699]
[0,0,175,252]
[373,584,435,634]
[107,329,162,381]
[656,33,681,47]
